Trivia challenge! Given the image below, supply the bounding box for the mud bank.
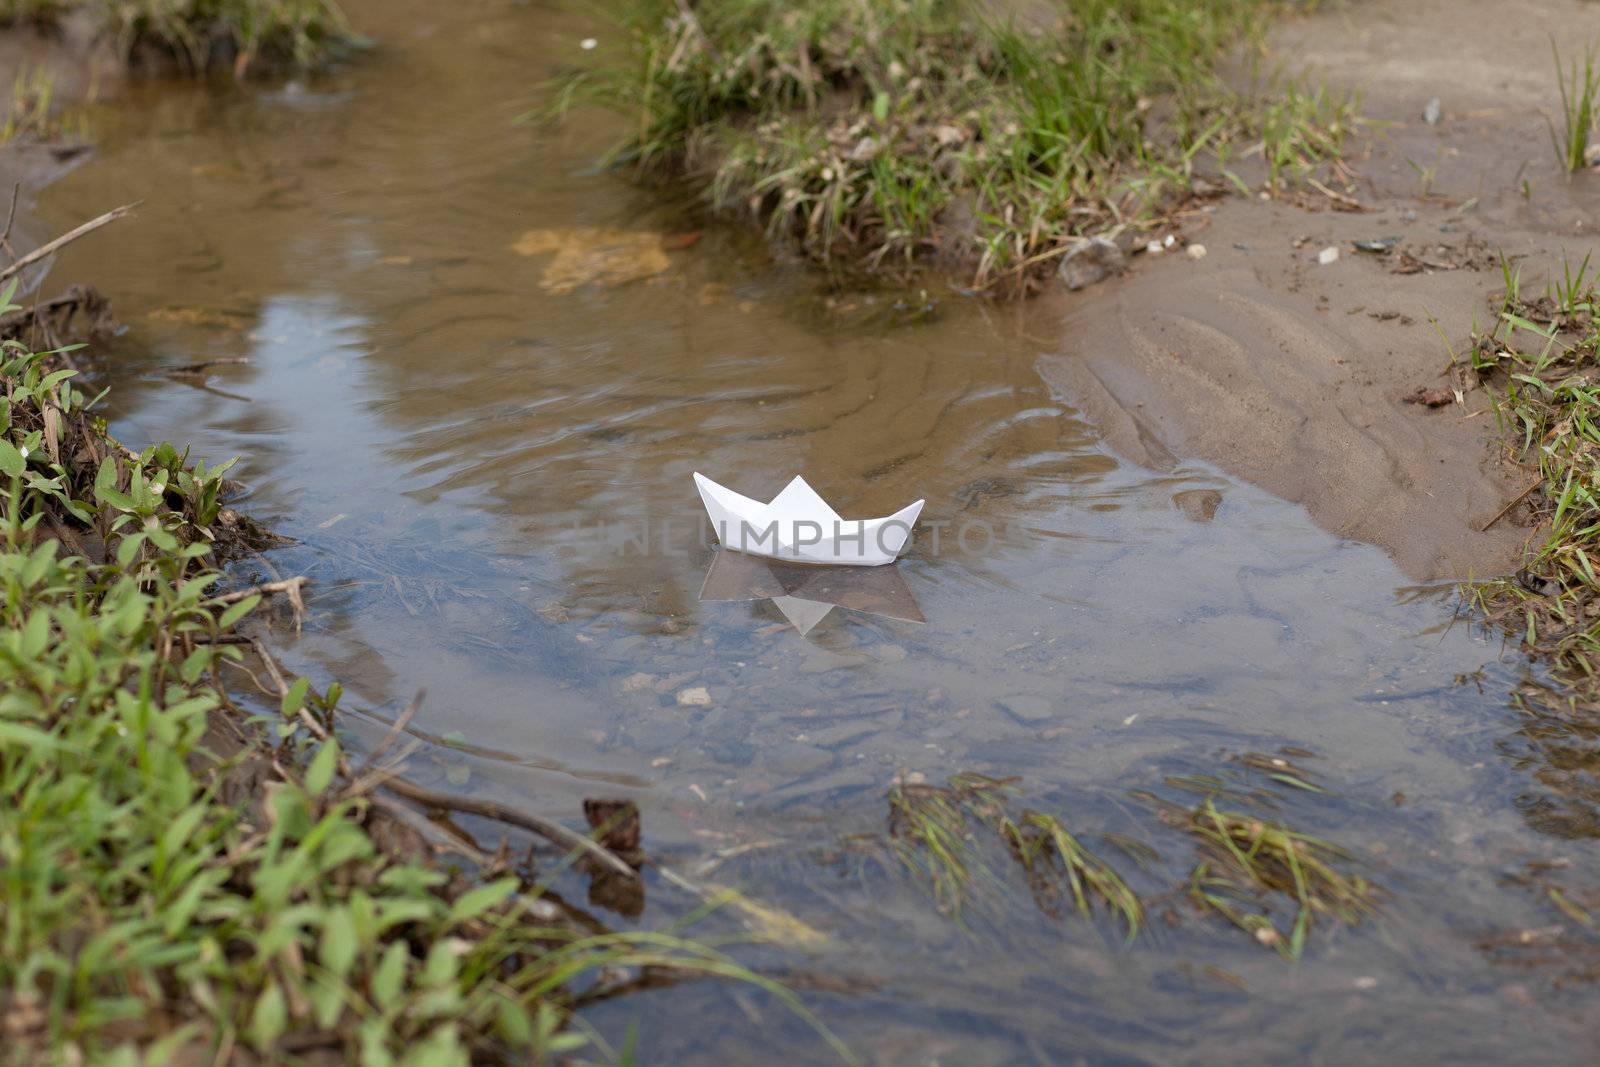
[1039,0,1600,581]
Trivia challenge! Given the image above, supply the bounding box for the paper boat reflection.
[698,549,924,635]
[693,472,924,566]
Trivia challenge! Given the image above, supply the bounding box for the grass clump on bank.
[1549,39,1600,173]
[0,0,356,73]
[0,277,844,1064]
[553,0,1356,290]
[1468,256,1600,695]
[2,66,85,143]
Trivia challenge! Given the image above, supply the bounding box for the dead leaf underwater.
[512,225,674,294]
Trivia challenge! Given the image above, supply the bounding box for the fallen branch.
[0,202,140,283]
[243,636,637,879]
[1481,479,1543,532]
[380,777,639,880]
[215,576,309,603]
[165,356,251,376]
[1306,177,1363,211]
[218,575,308,629]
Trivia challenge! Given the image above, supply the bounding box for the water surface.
[35,2,1600,1061]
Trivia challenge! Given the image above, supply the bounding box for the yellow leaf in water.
[146,306,248,330]
[702,883,830,948]
[512,226,672,294]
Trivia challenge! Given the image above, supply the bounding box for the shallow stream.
[33,2,1600,1061]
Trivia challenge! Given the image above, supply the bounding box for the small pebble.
[1186,243,1207,260]
[677,686,711,706]
[580,37,598,49]
[1318,246,1340,266]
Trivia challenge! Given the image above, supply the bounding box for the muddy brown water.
[27,1,1600,1062]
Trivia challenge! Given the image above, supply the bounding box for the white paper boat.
[693,472,923,567]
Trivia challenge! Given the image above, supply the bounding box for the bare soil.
[1038,0,1600,581]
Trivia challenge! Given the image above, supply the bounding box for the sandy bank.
[1038,0,1600,581]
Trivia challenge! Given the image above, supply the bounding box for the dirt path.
[1038,0,1600,581]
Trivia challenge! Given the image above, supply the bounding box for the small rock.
[1402,386,1454,408]
[1186,243,1207,260]
[1172,488,1223,522]
[1422,97,1441,125]
[677,686,711,706]
[1058,236,1126,291]
[1353,235,1403,254]
[1318,246,1340,266]
[621,672,655,693]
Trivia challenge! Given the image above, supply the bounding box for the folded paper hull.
[693,472,923,567]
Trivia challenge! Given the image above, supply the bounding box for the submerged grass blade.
[1181,797,1379,959]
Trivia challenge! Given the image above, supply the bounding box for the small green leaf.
[305,740,340,796]
[217,594,261,629]
[372,941,409,1008]
[281,677,310,718]
[446,878,517,926]
[422,940,458,987]
[495,996,532,1045]
[250,983,287,1051]
[320,906,357,980]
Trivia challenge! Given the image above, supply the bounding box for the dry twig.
[0,202,140,283]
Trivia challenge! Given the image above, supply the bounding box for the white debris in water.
[1318,246,1340,266]
[1146,240,1165,255]
[1164,234,1176,248]
[1123,713,1139,726]
[580,37,598,49]
[1186,243,1207,260]
[677,686,711,706]
[1354,976,1379,990]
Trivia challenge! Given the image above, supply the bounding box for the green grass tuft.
[551,0,1358,291]
[886,773,1142,936]
[1,0,357,73]
[1466,251,1600,696]
[1550,37,1600,173]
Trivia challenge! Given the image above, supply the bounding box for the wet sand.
[1038,0,1600,581]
